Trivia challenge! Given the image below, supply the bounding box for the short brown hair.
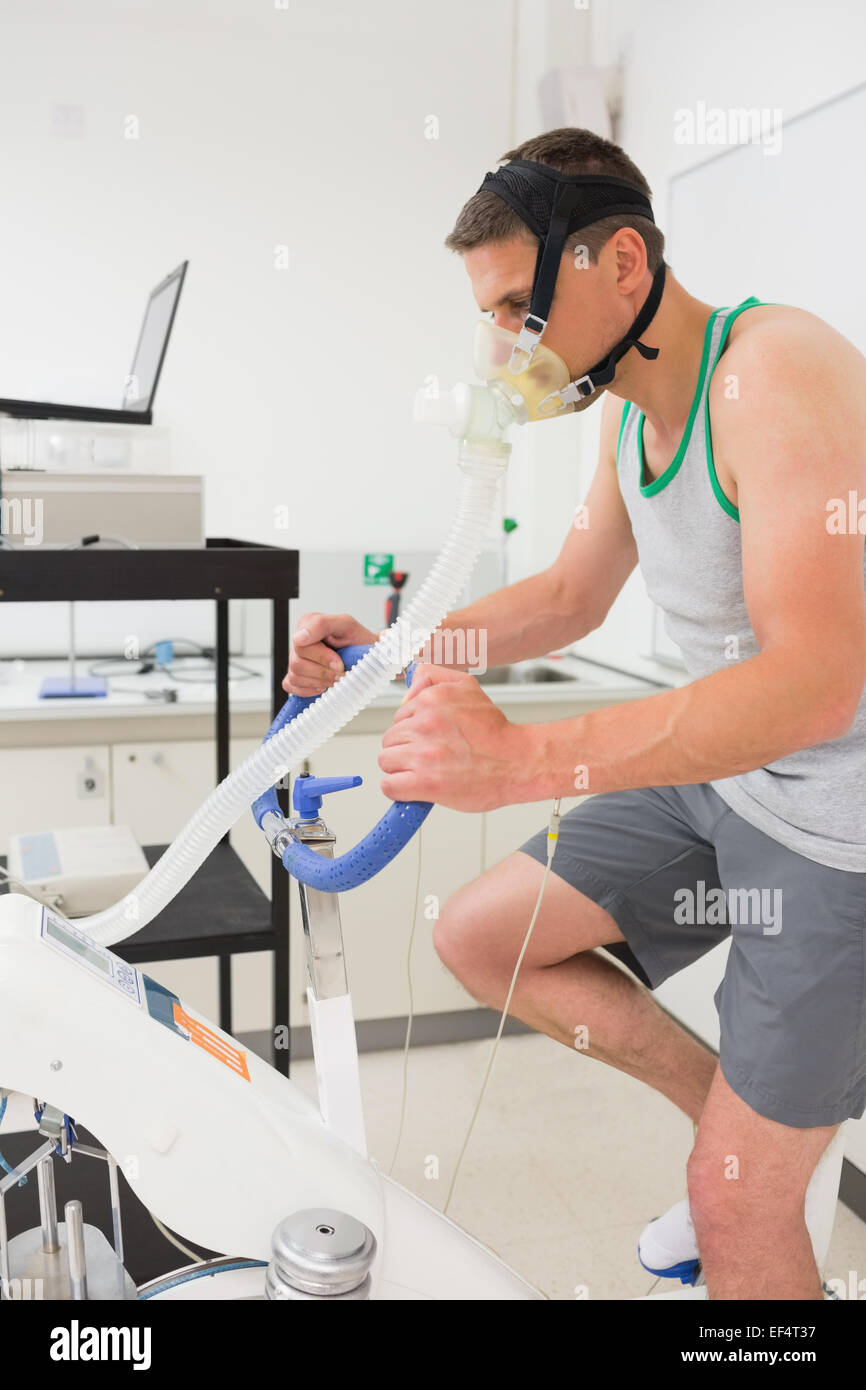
[445,127,665,274]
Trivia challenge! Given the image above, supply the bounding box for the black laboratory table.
[0,536,298,1076]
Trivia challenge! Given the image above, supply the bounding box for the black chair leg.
[219,955,232,1035]
[273,944,290,1077]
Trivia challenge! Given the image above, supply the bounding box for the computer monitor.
[0,260,188,426]
[121,262,187,414]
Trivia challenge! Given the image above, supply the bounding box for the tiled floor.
[287,1031,866,1300]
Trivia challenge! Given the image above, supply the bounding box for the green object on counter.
[503,517,518,534]
[363,552,394,585]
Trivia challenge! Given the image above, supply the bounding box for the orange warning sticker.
[172,1003,251,1082]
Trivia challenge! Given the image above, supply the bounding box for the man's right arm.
[427,393,639,669]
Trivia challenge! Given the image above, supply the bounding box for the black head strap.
[478,158,666,394]
[574,259,667,397]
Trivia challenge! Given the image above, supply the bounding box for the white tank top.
[616,296,866,871]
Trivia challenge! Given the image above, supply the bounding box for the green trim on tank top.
[613,296,780,489]
[703,296,779,524]
[633,305,720,497]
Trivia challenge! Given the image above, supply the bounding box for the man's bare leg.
[688,1067,835,1299]
[434,850,717,1123]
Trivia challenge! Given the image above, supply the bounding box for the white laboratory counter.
[0,651,675,746]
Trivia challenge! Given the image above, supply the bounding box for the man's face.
[464,235,629,413]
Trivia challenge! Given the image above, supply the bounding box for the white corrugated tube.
[81,426,511,947]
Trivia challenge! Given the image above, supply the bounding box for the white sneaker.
[638,1197,702,1285]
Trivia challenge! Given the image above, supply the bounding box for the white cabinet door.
[112,736,272,891]
[0,745,111,853]
[111,740,215,844]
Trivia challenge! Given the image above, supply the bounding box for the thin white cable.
[443,799,561,1216]
[149,1210,203,1264]
[387,826,424,1177]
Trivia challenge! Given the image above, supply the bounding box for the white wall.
[0,0,522,561]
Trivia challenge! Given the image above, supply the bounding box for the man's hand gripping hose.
[252,643,433,890]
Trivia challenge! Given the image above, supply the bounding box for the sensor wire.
[443,799,561,1215]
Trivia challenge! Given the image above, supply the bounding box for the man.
[285,127,866,1300]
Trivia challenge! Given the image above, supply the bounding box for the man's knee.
[433,877,531,1009]
[434,851,623,983]
[685,1145,803,1244]
[432,884,489,982]
[686,1150,734,1234]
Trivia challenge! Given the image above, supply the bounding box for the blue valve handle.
[292,773,363,821]
[251,644,432,891]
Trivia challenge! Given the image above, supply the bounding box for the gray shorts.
[519,783,866,1128]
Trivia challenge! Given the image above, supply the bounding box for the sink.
[387,655,664,693]
[473,663,575,685]
[390,660,579,687]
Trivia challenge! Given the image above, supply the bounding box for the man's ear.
[611,227,649,293]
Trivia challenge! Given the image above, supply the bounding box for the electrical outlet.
[76,757,104,799]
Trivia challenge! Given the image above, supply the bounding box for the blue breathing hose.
[251,644,433,891]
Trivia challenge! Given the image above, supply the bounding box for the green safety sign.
[363,552,394,585]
